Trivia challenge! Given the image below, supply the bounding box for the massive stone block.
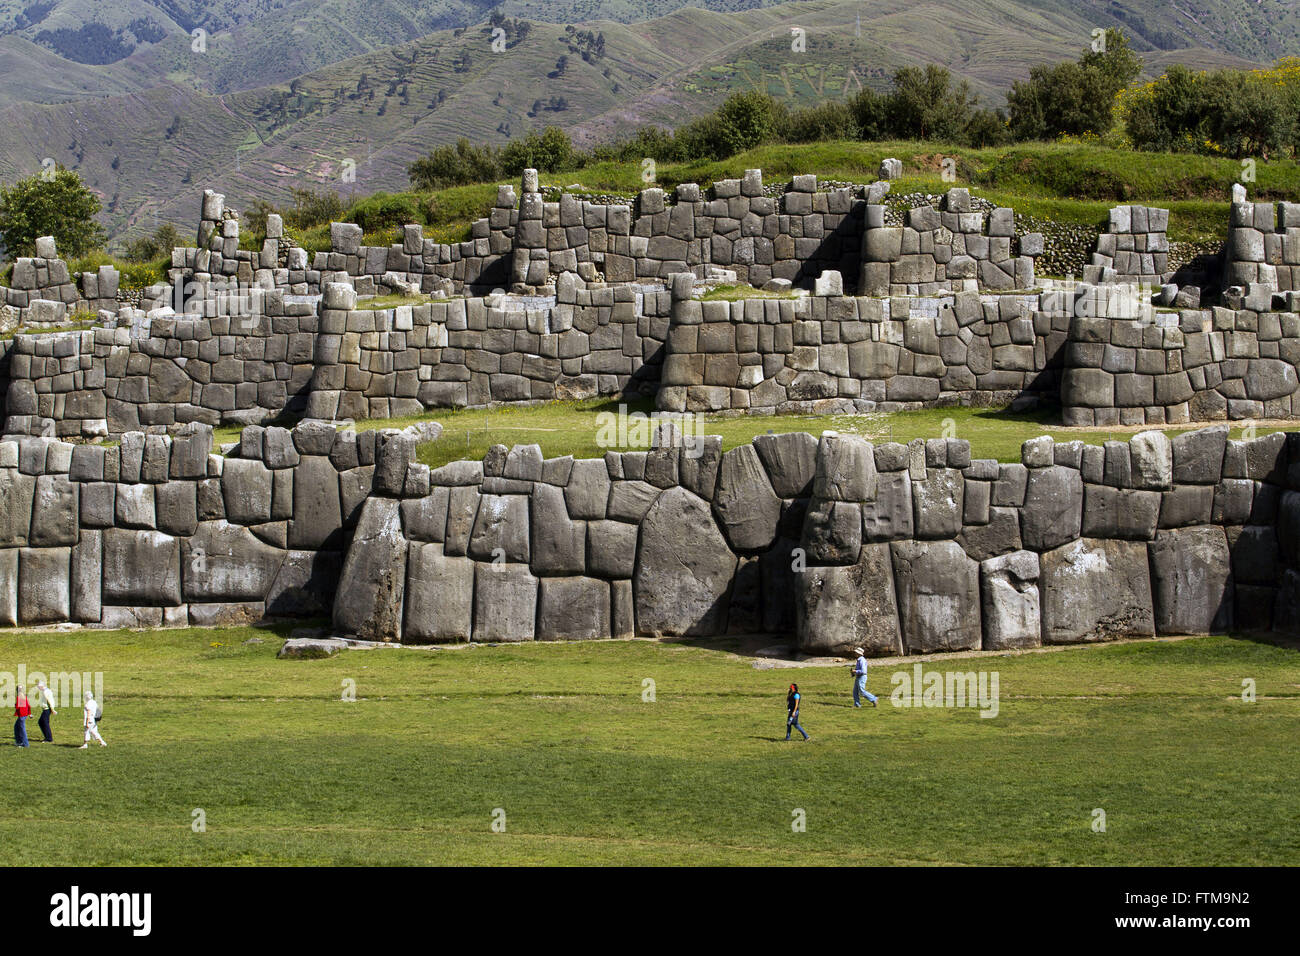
[1039,538,1154,643]
[753,431,818,498]
[536,576,611,641]
[221,457,273,525]
[800,498,862,564]
[182,520,286,602]
[288,455,344,549]
[473,562,538,642]
[979,550,1041,650]
[404,542,474,643]
[468,494,530,564]
[18,547,70,624]
[530,483,586,574]
[890,540,981,653]
[333,498,407,642]
[862,471,913,542]
[0,472,35,547]
[812,434,877,501]
[794,543,902,656]
[102,528,183,606]
[71,529,101,623]
[913,468,964,539]
[0,549,15,626]
[1081,484,1160,539]
[564,458,610,519]
[634,486,737,637]
[713,443,782,552]
[29,475,79,547]
[1149,526,1234,635]
[1020,465,1083,551]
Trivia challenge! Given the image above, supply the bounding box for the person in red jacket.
[13,686,31,748]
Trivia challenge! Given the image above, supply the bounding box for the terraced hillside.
[0,0,1294,244]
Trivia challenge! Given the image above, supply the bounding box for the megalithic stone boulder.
[753,431,818,498]
[403,542,474,643]
[634,486,737,637]
[1020,465,1083,551]
[712,443,782,552]
[101,528,182,606]
[1149,526,1234,635]
[182,520,287,602]
[795,542,902,656]
[473,562,538,642]
[890,539,981,653]
[812,433,877,502]
[537,576,611,641]
[1039,537,1154,643]
[979,550,1041,650]
[333,497,408,642]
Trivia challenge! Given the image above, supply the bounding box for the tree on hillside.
[1006,28,1142,140]
[677,91,784,160]
[409,138,503,190]
[1122,63,1207,152]
[0,167,105,260]
[500,127,576,175]
[1205,70,1294,158]
[885,66,978,141]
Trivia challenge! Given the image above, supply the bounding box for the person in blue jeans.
[850,648,878,708]
[13,685,31,748]
[785,683,809,741]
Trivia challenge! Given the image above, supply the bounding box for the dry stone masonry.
[3,168,1300,650]
[7,419,1294,652]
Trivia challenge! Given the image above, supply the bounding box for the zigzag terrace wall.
[330,425,1300,653]
[3,292,319,439]
[302,277,669,420]
[656,275,1065,414]
[0,419,405,628]
[1060,284,1300,425]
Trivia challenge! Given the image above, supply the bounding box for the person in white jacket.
[79,691,106,748]
[34,679,56,743]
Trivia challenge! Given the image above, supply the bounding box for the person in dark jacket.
[34,679,56,743]
[785,683,809,741]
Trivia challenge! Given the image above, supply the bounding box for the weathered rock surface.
[634,486,737,636]
[1039,538,1154,643]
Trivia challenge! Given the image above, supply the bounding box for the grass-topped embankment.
[302,400,1291,471]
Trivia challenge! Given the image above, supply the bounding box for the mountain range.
[0,0,1295,243]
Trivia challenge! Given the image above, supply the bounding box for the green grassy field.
[0,627,1295,865]
[212,400,1291,470]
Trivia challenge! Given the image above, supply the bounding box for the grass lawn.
[238,400,1289,470]
[0,628,1294,865]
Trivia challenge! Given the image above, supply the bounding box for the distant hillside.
[0,0,1294,245]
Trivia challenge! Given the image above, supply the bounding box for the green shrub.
[346,193,421,233]
[119,261,164,290]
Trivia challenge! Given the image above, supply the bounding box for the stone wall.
[1086,204,1170,284]
[656,275,1064,414]
[3,291,319,439]
[3,418,1297,650]
[1060,284,1300,426]
[1,236,120,329]
[303,277,669,420]
[859,188,1041,296]
[1223,200,1300,292]
[0,419,396,628]
[173,171,866,299]
[330,424,1299,651]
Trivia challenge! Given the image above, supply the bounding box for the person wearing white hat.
[79,691,106,748]
[849,648,877,708]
